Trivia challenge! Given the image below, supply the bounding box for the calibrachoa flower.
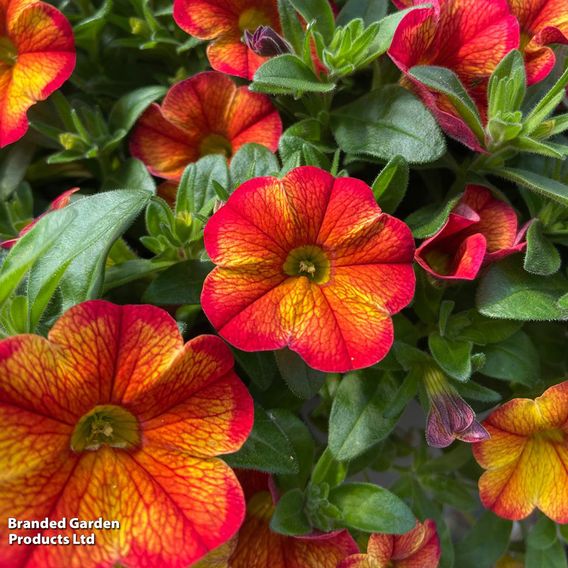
[338,519,441,568]
[130,71,282,181]
[508,0,568,84]
[173,0,281,80]
[201,166,416,373]
[415,185,527,280]
[0,187,79,249]
[0,0,75,147]
[0,300,254,567]
[473,381,568,522]
[226,472,358,567]
[389,0,519,150]
[423,365,489,448]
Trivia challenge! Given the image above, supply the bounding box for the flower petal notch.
[388,0,519,150]
[473,381,568,522]
[0,0,76,147]
[338,519,441,568]
[227,472,358,567]
[173,0,281,79]
[130,71,282,181]
[0,187,79,249]
[509,0,568,84]
[415,185,527,280]
[201,166,416,373]
[0,300,254,567]
[424,365,489,448]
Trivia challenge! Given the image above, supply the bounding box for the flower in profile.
[244,25,293,57]
[473,381,568,522]
[130,72,282,181]
[0,187,79,249]
[388,0,519,150]
[173,0,281,80]
[0,300,253,567]
[415,185,527,280]
[0,0,75,147]
[338,519,441,568]
[201,166,416,373]
[423,365,489,448]
[224,471,358,567]
[508,0,568,84]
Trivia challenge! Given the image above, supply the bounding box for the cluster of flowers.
[0,0,567,566]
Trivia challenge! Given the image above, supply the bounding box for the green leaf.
[480,331,540,386]
[277,0,305,53]
[524,219,561,276]
[234,350,279,391]
[24,191,150,329]
[141,260,213,305]
[270,489,312,536]
[336,0,388,26]
[488,49,526,118]
[455,380,502,403]
[177,155,229,215]
[230,143,280,189]
[225,403,298,474]
[252,54,335,95]
[329,371,403,460]
[409,65,485,144]
[457,310,522,345]
[311,447,348,488]
[428,332,472,382]
[0,140,34,199]
[109,86,167,132]
[476,257,568,321]
[371,155,409,213]
[329,482,415,533]
[274,348,325,399]
[526,540,567,568]
[406,194,461,238]
[102,158,156,192]
[495,168,568,207]
[331,85,446,163]
[289,0,335,42]
[527,516,558,550]
[454,511,512,568]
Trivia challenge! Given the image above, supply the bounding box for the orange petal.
[173,0,238,39]
[207,32,268,80]
[23,446,246,567]
[0,1,75,146]
[135,335,254,456]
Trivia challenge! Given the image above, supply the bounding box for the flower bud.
[243,26,292,57]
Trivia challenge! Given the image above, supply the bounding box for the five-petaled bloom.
[201,166,416,373]
[389,0,519,150]
[0,300,253,567]
[508,0,568,84]
[338,519,441,568]
[173,0,281,80]
[473,381,568,522]
[0,0,75,147]
[130,71,282,181]
[423,364,489,448]
[0,188,79,249]
[224,471,358,567]
[415,185,527,280]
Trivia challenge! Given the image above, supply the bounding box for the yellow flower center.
[284,245,331,284]
[199,134,233,158]
[71,404,140,452]
[0,37,17,65]
[238,8,269,32]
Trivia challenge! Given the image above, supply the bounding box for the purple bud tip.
[243,25,293,57]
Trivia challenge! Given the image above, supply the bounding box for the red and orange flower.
[130,71,282,181]
[389,0,519,150]
[0,0,75,147]
[0,187,78,249]
[415,185,527,280]
[201,166,416,373]
[338,519,441,568]
[473,381,568,523]
[508,0,568,84]
[225,471,358,567]
[173,0,281,80]
[0,300,254,567]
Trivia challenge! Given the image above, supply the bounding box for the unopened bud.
[243,26,292,57]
